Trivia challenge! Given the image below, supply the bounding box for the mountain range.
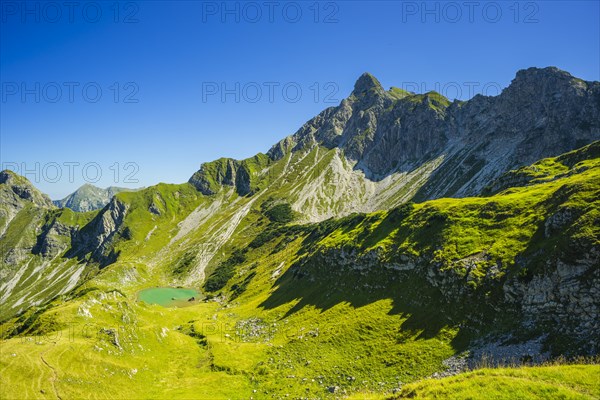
[1,67,599,399]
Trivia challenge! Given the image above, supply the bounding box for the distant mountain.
[53,184,138,212]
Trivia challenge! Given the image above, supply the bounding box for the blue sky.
[1,1,599,199]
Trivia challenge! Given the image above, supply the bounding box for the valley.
[1,68,599,399]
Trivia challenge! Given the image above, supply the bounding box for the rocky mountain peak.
[352,72,384,97]
[502,66,590,100]
[513,66,573,83]
[54,184,137,212]
[80,183,97,189]
[0,170,17,184]
[0,170,54,208]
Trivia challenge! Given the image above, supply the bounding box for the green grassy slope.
[392,364,600,399]
[0,172,98,320]
[0,143,598,399]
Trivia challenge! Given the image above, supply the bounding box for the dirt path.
[40,346,62,400]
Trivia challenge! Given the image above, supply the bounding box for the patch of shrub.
[204,249,247,292]
[231,271,257,300]
[120,227,133,240]
[249,229,278,248]
[389,202,414,223]
[265,203,294,224]
[173,251,196,276]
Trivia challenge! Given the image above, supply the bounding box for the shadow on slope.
[256,206,481,349]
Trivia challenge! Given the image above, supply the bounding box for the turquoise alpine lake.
[138,287,201,307]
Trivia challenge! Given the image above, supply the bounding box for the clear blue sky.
[1,0,599,199]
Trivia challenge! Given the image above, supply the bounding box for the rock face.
[0,170,54,209]
[504,251,599,355]
[54,184,137,212]
[0,170,54,240]
[265,67,600,199]
[32,217,79,258]
[189,154,269,196]
[267,72,450,177]
[70,196,129,265]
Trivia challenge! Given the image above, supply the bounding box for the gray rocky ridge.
[266,67,600,200]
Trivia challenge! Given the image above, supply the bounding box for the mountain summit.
[352,72,385,96]
[0,170,53,209]
[54,184,138,212]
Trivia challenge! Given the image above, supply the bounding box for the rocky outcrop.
[0,170,54,209]
[290,243,598,355]
[70,197,129,265]
[414,68,599,198]
[189,154,269,196]
[188,158,237,195]
[267,72,450,178]
[503,249,599,354]
[0,170,55,241]
[32,217,79,258]
[234,164,253,196]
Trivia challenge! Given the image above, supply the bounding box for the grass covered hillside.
[0,171,98,321]
[393,363,600,399]
[0,142,598,399]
